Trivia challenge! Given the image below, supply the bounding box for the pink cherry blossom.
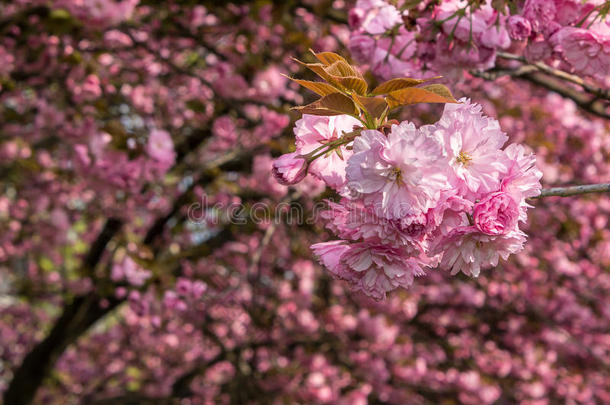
[551,22,610,81]
[524,37,553,61]
[346,123,448,218]
[473,191,520,235]
[311,241,426,300]
[500,143,543,222]
[146,129,176,168]
[111,256,152,287]
[321,199,431,251]
[430,98,509,195]
[272,152,308,185]
[347,34,377,63]
[507,15,532,41]
[437,0,491,44]
[523,0,557,34]
[431,226,527,277]
[358,0,402,35]
[3,2,604,403]
[294,114,361,190]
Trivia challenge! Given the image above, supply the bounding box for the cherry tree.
[0,1,609,404]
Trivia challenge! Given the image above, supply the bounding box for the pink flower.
[376,27,417,60]
[81,74,102,100]
[473,192,519,235]
[254,154,325,197]
[146,129,176,168]
[310,240,350,270]
[524,37,552,62]
[212,116,237,143]
[360,2,402,35]
[436,1,489,44]
[369,47,421,80]
[429,99,509,195]
[554,0,599,26]
[348,7,366,28]
[427,190,474,234]
[272,152,308,185]
[111,256,151,286]
[74,144,91,167]
[252,154,288,197]
[551,23,610,81]
[348,34,377,64]
[295,114,361,190]
[523,0,556,34]
[507,15,532,41]
[321,199,431,251]
[480,24,510,50]
[431,226,527,277]
[0,46,15,76]
[431,39,497,75]
[436,1,509,50]
[346,123,448,218]
[311,241,426,300]
[500,143,542,222]
[60,0,139,27]
[253,66,287,100]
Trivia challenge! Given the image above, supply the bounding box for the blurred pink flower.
[146,129,176,169]
[507,15,532,41]
[552,22,610,80]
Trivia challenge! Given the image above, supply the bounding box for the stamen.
[390,167,403,184]
[456,151,472,166]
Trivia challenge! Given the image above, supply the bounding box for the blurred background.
[0,0,609,404]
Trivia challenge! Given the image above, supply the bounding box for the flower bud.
[272,152,308,185]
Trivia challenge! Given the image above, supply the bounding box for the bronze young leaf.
[293,93,359,116]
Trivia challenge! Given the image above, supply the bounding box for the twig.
[496,51,610,100]
[533,183,610,198]
[470,69,610,119]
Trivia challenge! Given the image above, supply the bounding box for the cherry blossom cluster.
[274,99,542,299]
[348,0,609,81]
[519,0,609,81]
[3,0,610,403]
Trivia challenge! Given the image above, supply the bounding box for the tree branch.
[534,183,610,198]
[496,51,610,100]
[3,294,122,405]
[472,49,610,120]
[2,144,252,405]
[470,69,610,119]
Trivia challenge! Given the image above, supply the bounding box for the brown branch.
[246,191,301,276]
[534,183,610,198]
[87,394,177,405]
[470,69,610,119]
[0,5,49,33]
[496,51,610,100]
[83,218,123,270]
[3,144,254,403]
[3,294,123,405]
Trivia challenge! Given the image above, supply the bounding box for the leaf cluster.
[286,50,457,129]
